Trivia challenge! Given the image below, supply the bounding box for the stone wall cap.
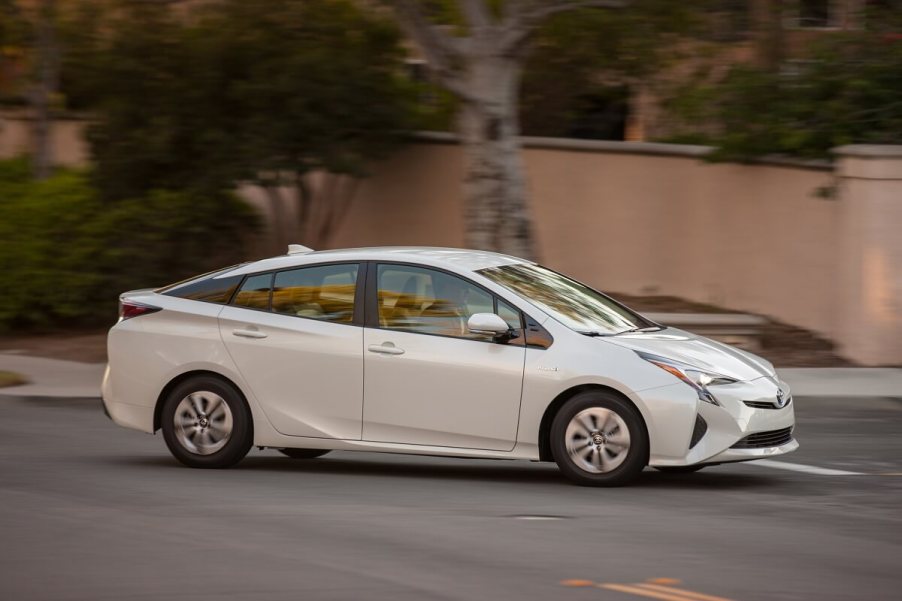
[411,131,713,158]
[410,132,832,169]
[833,145,902,158]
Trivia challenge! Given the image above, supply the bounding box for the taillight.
[119,300,162,321]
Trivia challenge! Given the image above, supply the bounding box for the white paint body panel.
[362,328,525,451]
[218,306,363,439]
[103,246,798,469]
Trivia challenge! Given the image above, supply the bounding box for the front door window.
[376,264,497,340]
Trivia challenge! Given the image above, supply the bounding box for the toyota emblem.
[776,388,787,408]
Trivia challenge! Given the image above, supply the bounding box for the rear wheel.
[278,448,331,459]
[550,391,648,487]
[161,376,253,468]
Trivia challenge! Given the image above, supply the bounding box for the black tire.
[550,391,648,487]
[278,448,331,459]
[654,465,706,474]
[161,375,253,469]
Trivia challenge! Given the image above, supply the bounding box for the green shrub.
[0,158,259,330]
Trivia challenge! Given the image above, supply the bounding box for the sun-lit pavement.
[0,394,900,601]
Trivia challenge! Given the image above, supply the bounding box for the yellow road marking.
[562,578,735,601]
[637,583,735,601]
[561,579,596,587]
[600,583,699,601]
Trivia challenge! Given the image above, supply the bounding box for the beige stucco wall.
[330,138,846,350]
[0,110,91,166]
[834,146,902,365]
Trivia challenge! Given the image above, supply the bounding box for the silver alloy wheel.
[173,391,233,456]
[564,407,631,474]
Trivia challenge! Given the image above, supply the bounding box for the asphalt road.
[1,395,900,601]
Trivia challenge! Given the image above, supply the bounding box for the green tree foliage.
[667,14,902,159]
[0,158,256,330]
[62,0,415,245]
[520,0,698,138]
[0,0,30,104]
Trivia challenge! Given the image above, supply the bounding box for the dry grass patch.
[0,371,28,388]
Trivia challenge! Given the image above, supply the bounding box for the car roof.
[220,246,531,278]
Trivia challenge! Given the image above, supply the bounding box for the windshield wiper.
[578,330,614,337]
[615,325,665,335]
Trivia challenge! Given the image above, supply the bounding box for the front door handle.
[232,328,267,339]
[368,342,405,355]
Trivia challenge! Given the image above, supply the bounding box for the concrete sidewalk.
[0,354,105,399]
[780,368,902,400]
[2,353,901,402]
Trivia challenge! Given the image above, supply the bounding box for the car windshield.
[478,263,653,336]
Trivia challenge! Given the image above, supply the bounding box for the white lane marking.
[754,459,863,476]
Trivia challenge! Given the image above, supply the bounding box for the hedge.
[0,158,259,330]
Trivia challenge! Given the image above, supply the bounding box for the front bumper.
[703,438,799,465]
[645,375,798,467]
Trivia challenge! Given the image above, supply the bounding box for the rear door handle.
[232,328,267,339]
[368,343,404,355]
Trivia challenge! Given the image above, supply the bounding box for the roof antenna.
[287,244,314,255]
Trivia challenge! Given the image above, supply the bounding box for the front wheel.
[161,376,253,469]
[550,391,648,487]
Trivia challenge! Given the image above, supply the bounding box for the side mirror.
[467,313,511,336]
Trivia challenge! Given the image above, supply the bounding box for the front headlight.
[636,351,737,406]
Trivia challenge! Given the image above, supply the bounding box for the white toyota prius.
[103,246,797,486]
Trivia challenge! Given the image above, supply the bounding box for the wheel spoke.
[607,429,629,447]
[570,421,591,439]
[578,413,596,434]
[200,429,215,448]
[605,447,623,466]
[206,428,222,444]
[600,411,616,433]
[207,397,223,419]
[605,441,627,455]
[568,442,586,461]
[189,393,205,417]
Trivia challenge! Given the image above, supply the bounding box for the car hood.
[605,327,776,382]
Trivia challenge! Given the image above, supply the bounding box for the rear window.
[159,265,247,304]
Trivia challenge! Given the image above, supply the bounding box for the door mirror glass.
[467,313,511,336]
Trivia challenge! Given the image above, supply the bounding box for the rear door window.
[271,264,359,324]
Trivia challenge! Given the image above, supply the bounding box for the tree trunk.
[31,0,58,181]
[262,185,289,255]
[291,173,360,249]
[457,56,537,260]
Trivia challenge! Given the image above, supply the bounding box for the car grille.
[731,426,794,449]
[744,397,792,410]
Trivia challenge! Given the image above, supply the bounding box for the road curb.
[0,394,101,404]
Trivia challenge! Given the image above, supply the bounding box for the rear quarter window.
[160,272,244,304]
